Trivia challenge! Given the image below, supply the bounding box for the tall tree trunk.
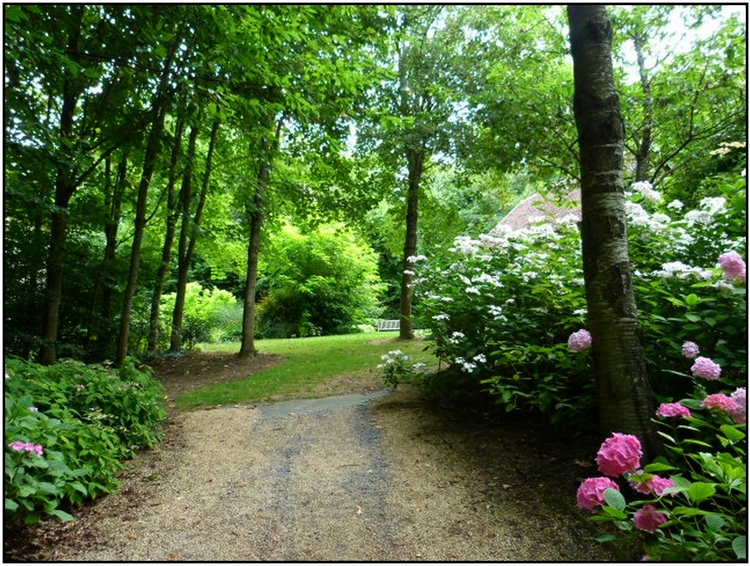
[398,149,424,340]
[239,115,279,357]
[170,118,220,351]
[115,40,179,364]
[632,31,653,183]
[38,5,84,365]
[86,153,125,356]
[567,5,661,460]
[93,152,128,359]
[148,115,186,351]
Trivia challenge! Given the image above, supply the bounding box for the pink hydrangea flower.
[681,341,700,359]
[628,472,675,497]
[649,475,677,497]
[634,505,668,532]
[8,441,43,457]
[596,433,642,477]
[729,388,746,424]
[576,476,620,510]
[701,393,739,416]
[568,329,592,352]
[718,251,746,282]
[655,402,691,419]
[8,441,27,452]
[690,356,721,380]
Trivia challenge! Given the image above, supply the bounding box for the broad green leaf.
[5,498,19,511]
[705,513,725,531]
[687,482,716,503]
[48,508,75,522]
[643,462,678,473]
[670,506,711,517]
[604,488,626,512]
[719,424,746,443]
[732,536,747,560]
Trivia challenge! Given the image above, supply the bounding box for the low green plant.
[4,358,167,524]
[377,349,428,388]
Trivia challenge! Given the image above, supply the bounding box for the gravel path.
[40,387,616,562]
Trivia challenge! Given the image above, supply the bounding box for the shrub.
[411,173,746,424]
[576,347,746,561]
[4,358,167,524]
[160,282,242,348]
[256,224,385,338]
[377,349,428,388]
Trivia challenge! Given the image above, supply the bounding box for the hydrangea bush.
[377,349,428,388]
[4,358,167,524]
[575,345,746,561]
[410,173,746,423]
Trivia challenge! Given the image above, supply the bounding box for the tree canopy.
[4,4,745,365]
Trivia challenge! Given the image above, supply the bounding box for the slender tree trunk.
[39,5,84,365]
[398,149,424,340]
[39,188,73,365]
[92,152,128,359]
[116,40,179,364]
[567,5,661,460]
[148,116,186,351]
[239,115,279,357]
[169,123,200,351]
[170,118,220,351]
[633,32,653,182]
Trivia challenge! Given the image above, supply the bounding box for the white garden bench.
[376,319,401,332]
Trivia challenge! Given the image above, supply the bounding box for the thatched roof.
[499,189,581,230]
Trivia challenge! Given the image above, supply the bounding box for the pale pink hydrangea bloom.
[681,341,700,359]
[690,356,721,380]
[730,388,746,424]
[633,505,668,533]
[568,329,592,352]
[576,476,620,510]
[8,441,26,452]
[596,433,642,477]
[8,441,44,457]
[701,393,739,415]
[630,472,677,497]
[718,251,746,282]
[655,402,691,419]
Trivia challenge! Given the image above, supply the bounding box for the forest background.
[4,4,745,365]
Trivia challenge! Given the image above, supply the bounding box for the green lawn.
[175,331,438,409]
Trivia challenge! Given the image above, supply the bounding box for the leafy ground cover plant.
[4,358,167,524]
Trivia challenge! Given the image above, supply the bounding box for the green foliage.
[377,349,428,388]
[256,224,385,338]
[4,358,167,524]
[159,283,242,348]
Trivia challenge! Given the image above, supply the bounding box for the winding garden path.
[40,387,617,561]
